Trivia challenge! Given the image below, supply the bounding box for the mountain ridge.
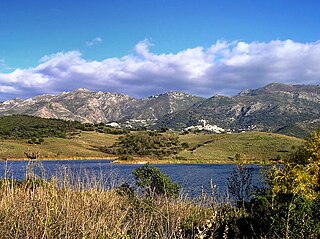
[0,83,319,137]
[156,83,320,137]
[0,88,204,125]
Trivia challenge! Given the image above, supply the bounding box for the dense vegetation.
[76,122,129,135]
[0,115,82,139]
[230,131,320,238]
[102,131,188,159]
[0,175,209,238]
[0,115,127,145]
[132,163,181,198]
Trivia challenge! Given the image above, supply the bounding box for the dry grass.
[0,131,118,160]
[0,162,313,238]
[0,172,213,239]
[0,131,303,164]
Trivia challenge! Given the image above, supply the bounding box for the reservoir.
[0,160,264,198]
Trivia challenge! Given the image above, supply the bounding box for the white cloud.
[0,39,320,100]
[0,86,19,93]
[86,37,103,46]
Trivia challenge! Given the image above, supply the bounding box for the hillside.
[0,115,302,162]
[177,131,303,163]
[0,115,83,139]
[156,83,320,137]
[0,131,302,163]
[0,89,203,126]
[0,131,117,160]
[0,83,320,137]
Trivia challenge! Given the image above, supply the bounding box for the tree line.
[0,115,128,144]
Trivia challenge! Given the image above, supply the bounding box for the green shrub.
[117,154,133,161]
[227,163,254,204]
[132,163,181,198]
[181,142,189,148]
[27,137,45,144]
[0,115,84,139]
[225,130,320,238]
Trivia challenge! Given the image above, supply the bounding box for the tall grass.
[0,162,318,238]
[0,167,215,238]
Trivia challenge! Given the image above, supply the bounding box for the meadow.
[178,131,303,163]
[0,131,117,160]
[0,130,302,164]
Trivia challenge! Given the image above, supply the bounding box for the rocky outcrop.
[0,88,203,125]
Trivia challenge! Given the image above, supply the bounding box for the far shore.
[0,156,115,161]
[0,156,268,165]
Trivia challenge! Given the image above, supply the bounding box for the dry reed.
[0,169,214,239]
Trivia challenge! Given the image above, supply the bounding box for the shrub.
[271,130,320,200]
[245,130,320,238]
[181,142,189,149]
[27,137,44,144]
[132,163,181,198]
[227,163,254,204]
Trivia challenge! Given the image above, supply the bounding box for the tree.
[271,130,320,200]
[132,163,181,198]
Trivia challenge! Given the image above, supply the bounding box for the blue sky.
[0,0,320,100]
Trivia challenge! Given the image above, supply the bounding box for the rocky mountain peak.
[1,98,23,105]
[238,89,253,96]
[258,82,320,94]
[0,88,202,124]
[74,88,91,92]
[163,90,187,96]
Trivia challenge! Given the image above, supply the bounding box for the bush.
[117,154,133,161]
[181,142,189,149]
[227,162,254,204]
[271,130,320,200]
[27,137,44,144]
[236,130,320,238]
[132,163,181,198]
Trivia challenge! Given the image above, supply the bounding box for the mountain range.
[1,83,320,137]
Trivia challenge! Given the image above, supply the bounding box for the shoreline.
[1,157,268,165]
[0,156,116,161]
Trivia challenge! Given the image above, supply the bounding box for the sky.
[0,0,320,100]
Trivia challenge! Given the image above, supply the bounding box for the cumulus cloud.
[0,39,320,100]
[86,37,103,46]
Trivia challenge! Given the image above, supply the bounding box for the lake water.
[0,160,265,198]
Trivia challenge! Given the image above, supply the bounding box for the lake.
[0,160,265,198]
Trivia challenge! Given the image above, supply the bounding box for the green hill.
[177,131,303,163]
[0,131,117,160]
[0,115,303,162]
